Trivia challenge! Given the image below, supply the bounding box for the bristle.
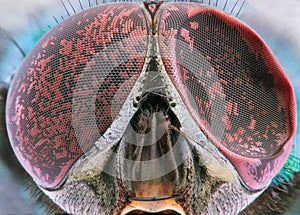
[223,0,229,11]
[78,0,84,10]
[68,0,77,14]
[229,0,239,15]
[236,0,245,17]
[61,0,71,17]
[53,16,59,24]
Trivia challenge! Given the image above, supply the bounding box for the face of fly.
[2,0,297,214]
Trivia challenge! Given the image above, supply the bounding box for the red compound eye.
[157,3,296,190]
[6,1,296,193]
[6,3,149,188]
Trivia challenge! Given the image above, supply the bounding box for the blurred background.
[0,0,299,214]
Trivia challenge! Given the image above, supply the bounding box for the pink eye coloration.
[157,3,296,190]
[6,2,149,188]
[5,1,297,214]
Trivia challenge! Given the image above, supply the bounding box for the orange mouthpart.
[121,198,186,215]
[121,180,185,214]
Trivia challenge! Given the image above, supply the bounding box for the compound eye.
[6,3,149,189]
[158,3,296,190]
